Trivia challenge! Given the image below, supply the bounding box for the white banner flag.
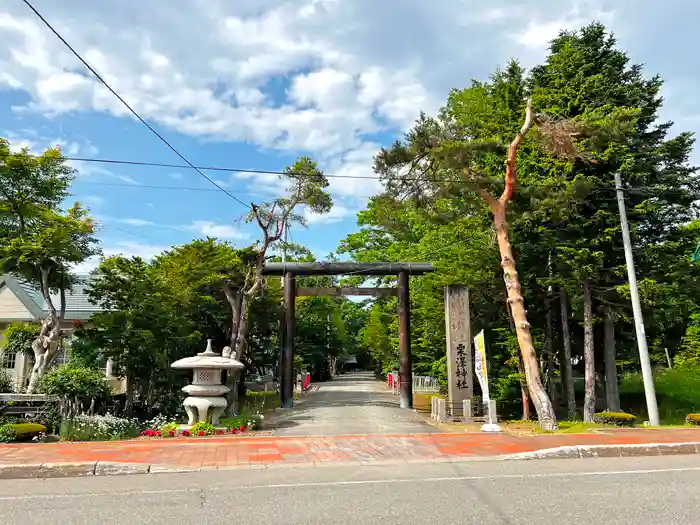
[473,329,489,403]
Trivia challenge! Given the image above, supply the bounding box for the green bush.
[0,423,46,442]
[12,423,46,437]
[0,424,17,443]
[596,411,636,426]
[685,414,700,425]
[620,368,700,423]
[190,421,216,436]
[40,364,110,400]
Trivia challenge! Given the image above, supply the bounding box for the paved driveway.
[271,372,436,436]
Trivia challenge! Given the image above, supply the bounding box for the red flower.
[156,431,161,436]
[230,428,238,434]
[168,430,175,437]
[215,430,224,435]
[181,430,191,437]
[141,429,156,437]
[197,431,205,436]
[239,425,247,433]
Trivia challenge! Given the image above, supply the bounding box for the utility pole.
[615,172,660,425]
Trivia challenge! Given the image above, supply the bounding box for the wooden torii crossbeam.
[262,262,436,410]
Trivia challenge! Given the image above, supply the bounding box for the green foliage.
[339,22,699,423]
[40,364,110,402]
[0,423,47,442]
[11,422,46,437]
[160,422,179,435]
[620,368,700,423]
[221,411,262,430]
[190,421,216,436]
[1,323,38,356]
[595,411,636,426]
[0,424,17,443]
[0,369,11,393]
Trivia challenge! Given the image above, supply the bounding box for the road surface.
[272,372,435,436]
[2,455,699,524]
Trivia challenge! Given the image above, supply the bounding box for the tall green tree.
[527,23,699,419]
[75,255,199,415]
[0,139,100,392]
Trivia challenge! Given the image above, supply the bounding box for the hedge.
[596,411,636,427]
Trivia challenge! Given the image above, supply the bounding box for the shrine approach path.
[270,372,436,436]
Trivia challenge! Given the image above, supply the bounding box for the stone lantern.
[171,340,244,427]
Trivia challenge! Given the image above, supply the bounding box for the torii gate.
[261,262,435,410]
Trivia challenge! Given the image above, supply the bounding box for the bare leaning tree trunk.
[582,280,596,422]
[491,203,557,429]
[560,290,576,420]
[476,99,557,430]
[26,268,66,394]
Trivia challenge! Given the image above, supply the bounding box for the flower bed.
[140,424,249,438]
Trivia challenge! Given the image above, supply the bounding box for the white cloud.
[71,241,170,273]
[103,241,168,259]
[120,218,155,227]
[186,220,247,239]
[304,203,355,224]
[1,0,697,212]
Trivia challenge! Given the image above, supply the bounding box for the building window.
[2,352,16,369]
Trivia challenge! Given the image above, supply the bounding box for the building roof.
[0,273,100,322]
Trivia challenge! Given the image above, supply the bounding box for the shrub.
[221,412,261,431]
[596,411,636,426]
[620,368,700,423]
[0,368,12,393]
[190,421,216,436]
[60,414,140,441]
[0,424,17,443]
[0,423,45,442]
[12,423,46,438]
[685,414,700,425]
[161,422,178,436]
[40,365,110,417]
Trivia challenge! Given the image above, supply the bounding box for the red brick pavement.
[2,428,700,469]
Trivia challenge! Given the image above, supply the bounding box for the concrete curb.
[500,442,700,461]
[2,442,699,479]
[0,461,151,479]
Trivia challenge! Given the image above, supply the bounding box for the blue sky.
[1,0,698,271]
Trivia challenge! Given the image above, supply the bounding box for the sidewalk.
[2,428,700,478]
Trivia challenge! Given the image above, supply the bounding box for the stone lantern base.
[182,396,227,426]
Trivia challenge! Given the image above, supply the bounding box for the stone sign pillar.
[445,285,473,410]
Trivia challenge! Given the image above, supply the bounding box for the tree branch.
[500,98,535,204]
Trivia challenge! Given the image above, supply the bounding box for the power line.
[75,180,262,194]
[21,0,251,209]
[0,151,674,193]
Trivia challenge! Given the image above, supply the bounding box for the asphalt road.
[1,455,699,524]
[272,372,435,436]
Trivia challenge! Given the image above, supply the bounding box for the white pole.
[615,172,660,425]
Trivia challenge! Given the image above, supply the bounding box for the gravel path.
[271,372,436,436]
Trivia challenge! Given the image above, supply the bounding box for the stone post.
[444,285,473,407]
[437,398,447,422]
[462,399,473,423]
